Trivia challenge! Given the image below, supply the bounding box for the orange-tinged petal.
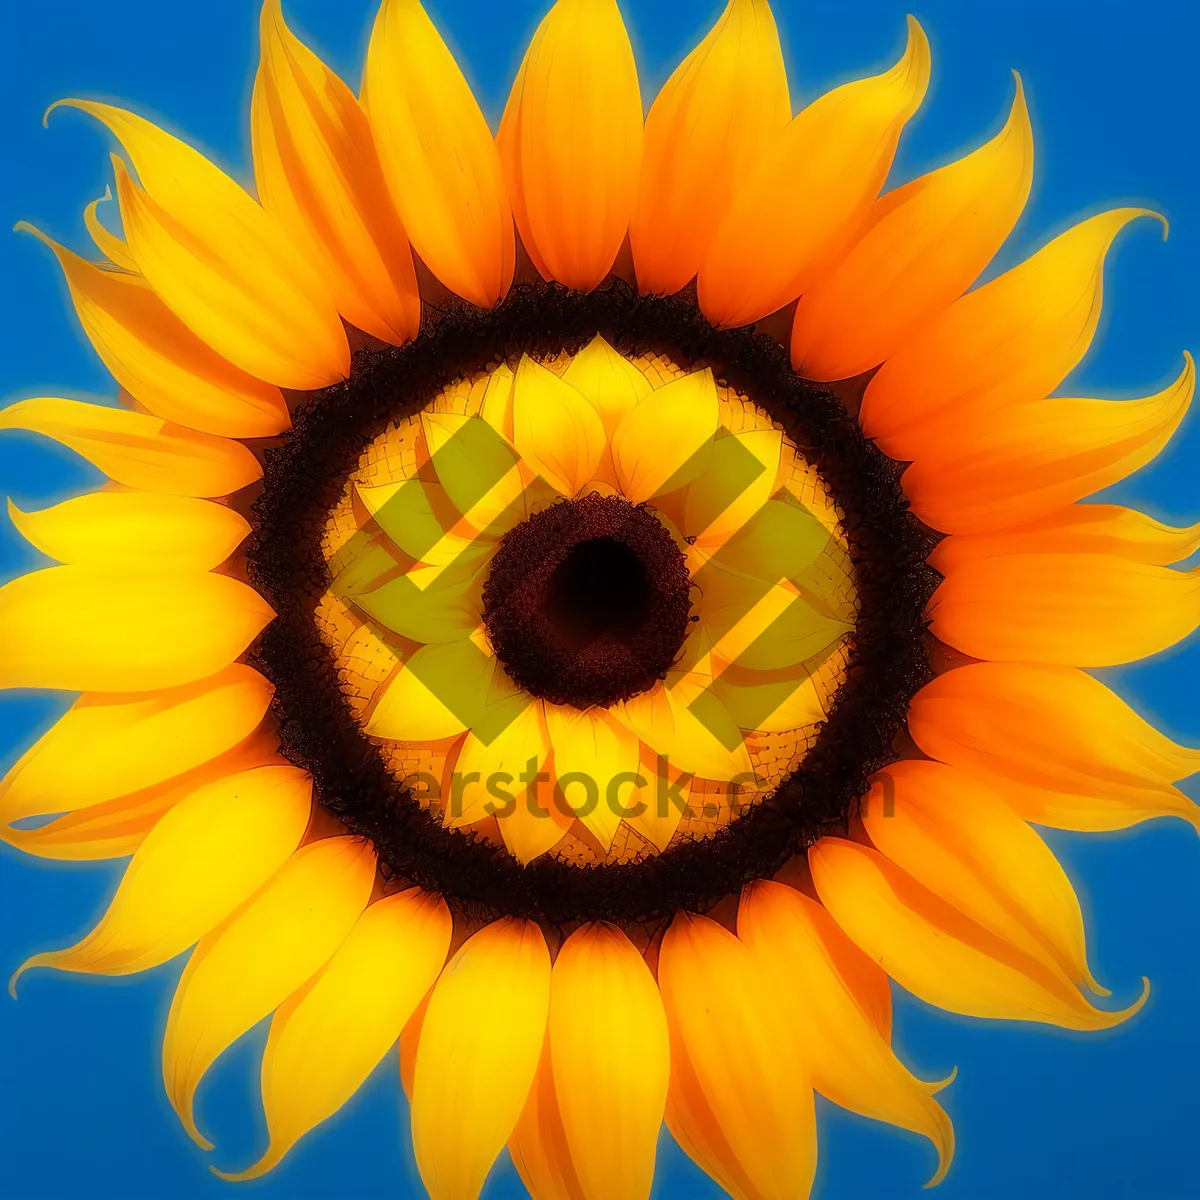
[560,335,651,436]
[216,889,451,1181]
[498,0,642,292]
[0,397,261,497]
[13,765,311,985]
[367,639,495,742]
[623,757,692,853]
[513,356,607,496]
[411,918,551,1200]
[364,0,514,308]
[54,98,348,389]
[17,223,289,438]
[861,208,1164,458]
[810,837,1148,1030]
[163,836,376,1148]
[908,662,1200,833]
[496,793,574,866]
[905,355,1195,534]
[0,664,273,823]
[864,761,1105,995]
[699,17,930,328]
[659,912,817,1200]
[548,923,669,1200]
[0,568,274,692]
[7,492,249,570]
[84,186,138,271]
[738,881,953,1186]
[792,76,1033,381]
[632,0,790,297]
[510,1034,586,1200]
[253,0,420,345]
[929,552,1200,666]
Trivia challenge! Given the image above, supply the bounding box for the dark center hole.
[540,537,652,650]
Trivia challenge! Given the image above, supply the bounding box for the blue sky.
[1,1,1198,1198]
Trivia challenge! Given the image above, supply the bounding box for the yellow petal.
[549,923,669,1200]
[0,397,261,497]
[13,765,311,986]
[560,335,652,437]
[55,99,348,389]
[17,223,289,438]
[860,208,1164,458]
[907,662,1200,833]
[864,761,1105,995]
[0,568,274,692]
[216,888,451,1181]
[497,794,574,866]
[480,363,517,438]
[683,429,782,544]
[421,412,527,534]
[7,492,249,570]
[929,504,1200,574]
[622,756,693,852]
[738,881,953,1186]
[498,0,642,291]
[84,186,138,271]
[699,17,930,328]
[509,1032,586,1200]
[357,478,482,567]
[163,836,376,1148]
[611,368,719,502]
[411,918,551,1200]
[367,639,496,741]
[545,705,640,850]
[659,912,817,1200]
[451,697,549,827]
[0,664,273,823]
[713,661,828,733]
[513,356,607,495]
[903,355,1195,534]
[694,498,831,583]
[632,0,790,297]
[791,76,1033,381]
[810,837,1148,1030]
[352,554,486,644]
[929,553,1200,666]
[364,0,514,308]
[253,0,420,345]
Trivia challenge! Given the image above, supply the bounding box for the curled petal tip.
[927,1064,958,1095]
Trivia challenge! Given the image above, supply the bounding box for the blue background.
[2,1,1198,1197]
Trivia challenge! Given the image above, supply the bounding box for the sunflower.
[1,1,1196,1198]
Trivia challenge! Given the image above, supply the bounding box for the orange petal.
[904,354,1195,535]
[860,207,1164,458]
[253,0,420,345]
[364,0,514,308]
[928,552,1200,666]
[498,0,642,292]
[632,0,790,297]
[908,662,1200,833]
[0,397,261,497]
[698,17,930,328]
[509,1033,587,1200]
[496,794,574,866]
[791,75,1033,381]
[810,837,1147,1030]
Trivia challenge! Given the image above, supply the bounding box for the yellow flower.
[0,1,1196,1199]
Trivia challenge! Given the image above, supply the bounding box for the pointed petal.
[659,913,817,1200]
[907,662,1200,833]
[367,639,496,741]
[561,335,651,437]
[15,765,311,984]
[792,76,1033,381]
[357,479,481,567]
[497,794,573,866]
[623,757,691,852]
[903,355,1195,534]
[451,697,550,827]
[810,837,1148,1030]
[696,499,831,583]
[739,882,953,1186]
[549,923,669,1200]
[421,412,526,532]
[864,761,1105,995]
[683,429,782,544]
[162,836,376,1148]
[513,356,607,495]
[713,663,827,733]
[216,889,451,1181]
[860,208,1164,457]
[611,368,719,502]
[16,223,289,438]
[0,567,274,692]
[411,919,551,1200]
[0,397,261,496]
[632,0,790,297]
[58,99,350,389]
[929,552,1200,666]
[84,186,138,270]
[0,664,273,823]
[253,0,420,345]
[509,1032,587,1200]
[7,492,249,570]
[699,17,930,328]
[364,0,514,308]
[352,555,486,644]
